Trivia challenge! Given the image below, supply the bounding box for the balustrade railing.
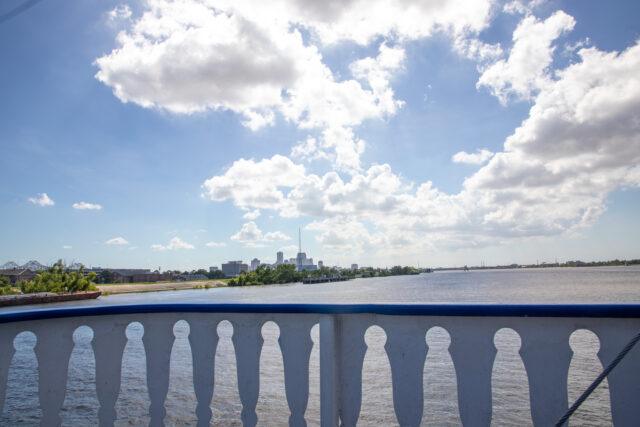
[1,304,639,426]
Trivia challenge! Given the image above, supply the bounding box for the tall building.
[221,261,249,277]
[351,263,358,270]
[251,258,260,271]
[209,266,218,272]
[318,260,323,268]
[276,251,284,265]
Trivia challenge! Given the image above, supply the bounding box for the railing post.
[34,320,76,427]
[320,314,339,427]
[92,317,129,427]
[278,315,315,427]
[231,317,264,427]
[141,316,176,427]
[447,319,497,427]
[0,328,16,417]
[517,320,573,427]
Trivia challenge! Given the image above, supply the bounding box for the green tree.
[20,260,97,294]
[0,276,19,295]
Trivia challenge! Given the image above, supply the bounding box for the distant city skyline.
[1,0,639,270]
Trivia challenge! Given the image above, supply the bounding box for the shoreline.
[98,280,227,295]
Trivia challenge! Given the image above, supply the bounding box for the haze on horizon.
[1,0,639,270]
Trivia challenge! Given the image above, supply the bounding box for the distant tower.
[276,251,284,264]
[251,258,260,271]
[318,260,323,268]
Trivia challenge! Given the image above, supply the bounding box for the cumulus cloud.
[263,231,291,242]
[231,221,263,243]
[230,221,292,246]
[151,237,195,250]
[202,155,306,210]
[73,202,103,210]
[242,209,261,220]
[106,237,129,245]
[107,4,132,23]
[452,149,494,165]
[95,0,494,171]
[203,37,640,257]
[28,193,54,207]
[205,241,227,247]
[477,11,575,104]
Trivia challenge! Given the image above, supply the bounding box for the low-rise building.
[0,269,37,284]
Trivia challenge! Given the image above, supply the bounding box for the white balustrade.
[0,305,639,426]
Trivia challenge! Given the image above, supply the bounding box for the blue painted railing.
[0,303,639,426]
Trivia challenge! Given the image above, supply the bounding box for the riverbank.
[97,280,227,295]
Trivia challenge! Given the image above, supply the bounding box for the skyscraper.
[276,251,283,265]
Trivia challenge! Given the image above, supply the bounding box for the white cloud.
[477,11,575,104]
[204,35,640,256]
[73,202,103,210]
[106,237,129,245]
[452,149,494,165]
[242,209,261,220]
[230,221,263,242]
[263,231,291,242]
[151,237,195,250]
[230,221,292,247]
[202,155,306,210]
[62,245,72,249]
[28,193,54,207]
[205,241,227,247]
[95,0,495,171]
[108,4,132,23]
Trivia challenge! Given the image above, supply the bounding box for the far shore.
[97,280,227,295]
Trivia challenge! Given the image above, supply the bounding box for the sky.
[1,0,639,270]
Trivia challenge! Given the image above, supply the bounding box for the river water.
[1,267,639,425]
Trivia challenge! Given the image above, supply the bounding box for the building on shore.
[222,261,249,277]
[250,258,260,271]
[0,269,37,284]
[174,274,208,282]
[276,251,284,265]
[351,264,359,270]
[88,268,174,283]
[209,266,219,272]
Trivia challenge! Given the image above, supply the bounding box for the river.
[1,266,639,425]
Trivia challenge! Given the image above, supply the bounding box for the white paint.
[0,311,638,426]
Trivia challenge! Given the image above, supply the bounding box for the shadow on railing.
[1,304,639,426]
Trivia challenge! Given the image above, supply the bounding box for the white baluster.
[447,319,497,427]
[278,315,315,427]
[187,315,219,427]
[382,319,428,427]
[516,320,573,427]
[338,315,369,427]
[0,328,16,415]
[33,320,77,427]
[593,320,640,427]
[141,315,176,427]
[91,317,129,427]
[232,316,264,427]
[320,315,339,427]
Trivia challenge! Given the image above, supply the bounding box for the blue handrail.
[1,303,640,323]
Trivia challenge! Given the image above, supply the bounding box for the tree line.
[227,264,420,286]
[1,260,97,294]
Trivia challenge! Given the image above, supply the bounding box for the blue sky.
[1,0,639,270]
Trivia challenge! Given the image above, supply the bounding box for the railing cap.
[1,303,640,323]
